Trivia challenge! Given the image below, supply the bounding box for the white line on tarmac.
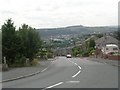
[78,66,81,69]
[67,59,82,78]
[45,82,63,89]
[41,68,48,72]
[66,81,80,83]
[74,63,78,66]
[72,70,81,78]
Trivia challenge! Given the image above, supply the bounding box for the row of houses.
[75,34,119,60]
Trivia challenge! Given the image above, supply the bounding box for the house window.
[106,48,108,50]
[113,48,118,50]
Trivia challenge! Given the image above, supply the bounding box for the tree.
[2,19,18,65]
[18,24,42,62]
[89,39,95,49]
[72,46,81,56]
[2,19,42,66]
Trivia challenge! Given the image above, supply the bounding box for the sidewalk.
[87,57,119,67]
[2,59,54,82]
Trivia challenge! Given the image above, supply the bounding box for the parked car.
[66,54,72,58]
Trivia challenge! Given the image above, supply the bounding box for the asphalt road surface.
[2,57,118,89]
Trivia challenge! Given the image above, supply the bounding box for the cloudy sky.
[0,0,119,29]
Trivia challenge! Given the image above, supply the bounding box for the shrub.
[81,51,89,57]
[47,52,53,58]
[30,59,38,66]
[89,50,95,55]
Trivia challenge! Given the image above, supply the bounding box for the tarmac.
[0,57,119,83]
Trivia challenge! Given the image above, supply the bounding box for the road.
[2,57,118,89]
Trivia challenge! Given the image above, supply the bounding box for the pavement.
[87,57,119,67]
[2,59,54,82]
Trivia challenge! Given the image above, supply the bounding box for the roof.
[95,36,119,48]
[96,36,118,45]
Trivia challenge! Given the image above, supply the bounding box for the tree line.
[2,19,42,67]
[72,38,96,57]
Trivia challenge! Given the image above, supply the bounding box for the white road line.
[41,68,47,72]
[66,81,80,83]
[67,58,82,78]
[72,70,81,78]
[70,60,76,65]
[78,66,81,69]
[45,82,63,89]
[74,63,78,66]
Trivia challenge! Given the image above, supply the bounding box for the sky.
[0,0,119,29]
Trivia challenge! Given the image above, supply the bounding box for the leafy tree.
[2,19,42,66]
[72,46,81,56]
[89,39,95,49]
[2,19,18,65]
[18,24,42,62]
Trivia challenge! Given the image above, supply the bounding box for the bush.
[89,50,95,55]
[47,52,53,58]
[10,54,27,67]
[30,59,38,66]
[81,51,89,57]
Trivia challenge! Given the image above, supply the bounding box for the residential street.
[2,57,118,89]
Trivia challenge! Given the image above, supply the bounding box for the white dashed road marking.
[72,70,81,78]
[66,81,80,83]
[41,68,48,72]
[44,82,63,89]
[78,66,81,70]
[67,58,82,78]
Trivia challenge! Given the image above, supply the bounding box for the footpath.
[1,59,54,82]
[87,57,119,67]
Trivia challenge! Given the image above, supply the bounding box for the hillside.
[37,25,117,39]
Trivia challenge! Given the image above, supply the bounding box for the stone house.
[95,35,119,59]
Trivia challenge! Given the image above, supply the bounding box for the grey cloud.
[35,7,43,11]
[35,5,60,12]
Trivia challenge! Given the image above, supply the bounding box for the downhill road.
[2,57,118,89]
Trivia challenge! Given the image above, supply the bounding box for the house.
[101,44,119,55]
[95,35,119,59]
[95,35,119,49]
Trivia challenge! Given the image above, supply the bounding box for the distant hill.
[37,25,117,39]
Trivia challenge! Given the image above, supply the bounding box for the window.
[113,48,118,50]
[106,48,108,50]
